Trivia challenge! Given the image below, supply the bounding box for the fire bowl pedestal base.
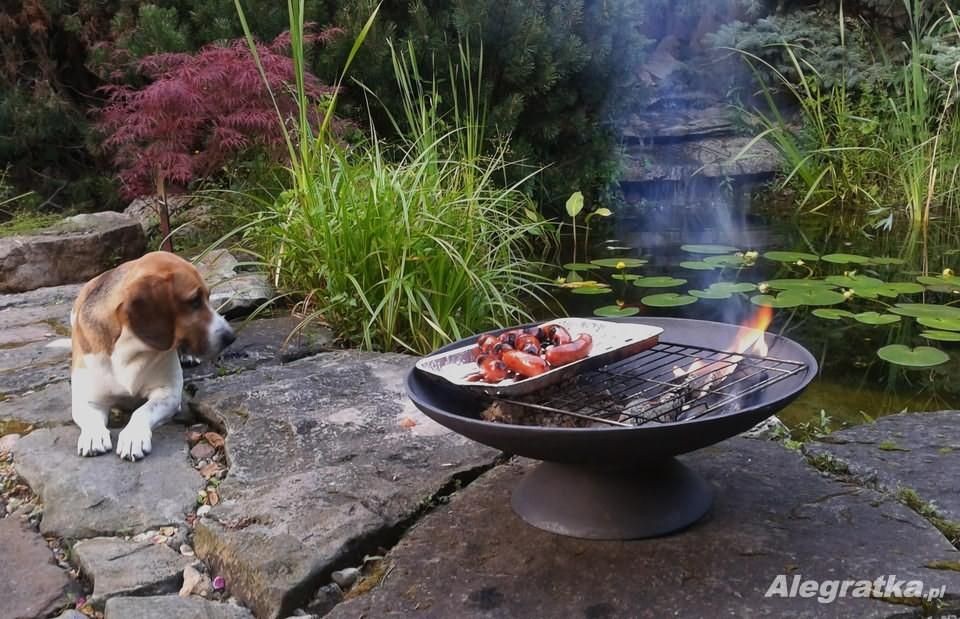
[510,458,714,540]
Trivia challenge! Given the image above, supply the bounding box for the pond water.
[552,195,960,433]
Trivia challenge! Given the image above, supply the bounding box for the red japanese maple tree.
[98,28,341,201]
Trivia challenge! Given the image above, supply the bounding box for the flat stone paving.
[329,438,960,619]
[4,282,960,619]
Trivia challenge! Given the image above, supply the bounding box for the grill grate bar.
[491,342,809,427]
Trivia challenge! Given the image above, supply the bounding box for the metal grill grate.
[493,342,809,427]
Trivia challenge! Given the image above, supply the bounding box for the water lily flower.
[758,283,770,294]
[745,250,759,260]
[796,260,805,266]
[843,289,855,300]
[615,261,626,270]
[943,268,954,278]
[556,276,566,285]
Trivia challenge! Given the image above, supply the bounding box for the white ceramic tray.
[415,318,663,397]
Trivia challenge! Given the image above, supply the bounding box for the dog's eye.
[189,293,203,310]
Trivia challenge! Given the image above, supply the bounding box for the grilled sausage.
[476,355,509,383]
[542,323,572,346]
[514,334,541,355]
[502,349,549,378]
[544,333,593,367]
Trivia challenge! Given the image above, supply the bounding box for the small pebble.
[197,505,212,518]
[132,530,157,542]
[331,567,360,590]
[180,543,195,556]
[0,433,21,452]
[191,442,216,460]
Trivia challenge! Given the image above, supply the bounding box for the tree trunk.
[156,176,174,253]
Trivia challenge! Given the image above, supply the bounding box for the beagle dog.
[70,251,236,461]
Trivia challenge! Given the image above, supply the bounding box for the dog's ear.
[120,274,176,351]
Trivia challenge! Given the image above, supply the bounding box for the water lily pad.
[823,274,885,288]
[925,284,960,294]
[590,258,648,268]
[852,312,901,325]
[874,282,925,296]
[571,286,612,295]
[593,305,640,317]
[916,316,960,331]
[917,274,960,286]
[681,244,740,254]
[689,289,732,300]
[611,273,639,281]
[778,288,846,306]
[821,253,873,264]
[763,251,820,263]
[922,330,960,342]
[763,279,837,290]
[750,294,802,308]
[641,293,698,307]
[710,282,757,294]
[890,303,960,319]
[877,344,949,368]
[678,261,717,271]
[633,276,687,288]
[812,309,855,320]
[704,254,748,267]
[563,262,594,272]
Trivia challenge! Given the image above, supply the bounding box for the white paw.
[77,426,112,457]
[116,423,153,461]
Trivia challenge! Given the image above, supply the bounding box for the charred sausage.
[476,355,509,383]
[542,323,572,346]
[544,333,593,367]
[502,349,549,378]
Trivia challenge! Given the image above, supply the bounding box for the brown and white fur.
[70,252,235,461]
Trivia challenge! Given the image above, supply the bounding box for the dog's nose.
[220,329,237,349]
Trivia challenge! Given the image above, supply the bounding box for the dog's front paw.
[77,426,112,457]
[116,423,153,461]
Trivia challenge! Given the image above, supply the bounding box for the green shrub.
[237,5,556,353]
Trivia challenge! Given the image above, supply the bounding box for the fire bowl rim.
[408,316,818,436]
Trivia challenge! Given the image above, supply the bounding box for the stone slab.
[73,536,193,603]
[195,250,274,318]
[622,136,782,183]
[0,516,77,619]
[104,595,254,619]
[0,381,72,427]
[189,351,498,618]
[804,410,960,523]
[329,439,960,619]
[0,212,145,293]
[12,425,203,538]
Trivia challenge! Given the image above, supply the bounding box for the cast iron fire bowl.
[407,317,817,540]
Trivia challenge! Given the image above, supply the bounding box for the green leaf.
[877,344,949,368]
[916,316,960,331]
[593,305,639,317]
[689,289,732,299]
[750,294,802,308]
[890,304,960,319]
[594,207,613,217]
[678,260,717,271]
[875,282,925,296]
[632,276,687,288]
[763,278,837,290]
[571,286,612,295]
[778,288,846,306]
[824,274,885,288]
[704,254,748,267]
[763,251,820,262]
[641,293,698,307]
[812,309,855,320]
[852,312,900,325]
[565,270,583,283]
[922,330,960,342]
[681,244,740,254]
[590,258,648,268]
[917,274,960,287]
[566,191,584,218]
[709,282,757,294]
[563,262,594,272]
[821,253,873,264]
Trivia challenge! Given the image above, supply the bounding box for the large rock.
[189,352,498,618]
[73,537,193,603]
[0,381,72,428]
[105,595,255,619]
[623,135,782,183]
[195,250,273,318]
[0,517,77,619]
[329,439,960,619]
[12,425,203,538]
[0,284,77,396]
[0,212,146,293]
[804,410,960,523]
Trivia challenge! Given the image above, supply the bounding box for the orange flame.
[733,305,773,357]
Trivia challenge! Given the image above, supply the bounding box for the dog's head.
[118,252,236,359]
